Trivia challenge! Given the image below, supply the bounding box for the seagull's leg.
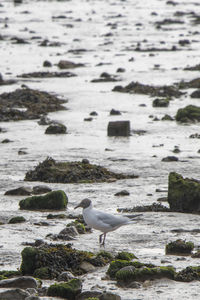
[99,233,103,244]
[101,233,106,246]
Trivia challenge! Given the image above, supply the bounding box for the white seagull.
[74,198,142,246]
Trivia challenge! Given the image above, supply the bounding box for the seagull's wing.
[93,209,130,228]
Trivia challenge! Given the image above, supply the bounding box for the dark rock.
[19,190,68,210]
[114,190,130,196]
[178,78,200,89]
[175,266,200,282]
[24,157,137,183]
[32,185,52,195]
[43,60,52,67]
[152,98,169,107]
[191,90,200,98]
[168,172,200,213]
[57,271,74,282]
[57,60,84,69]
[113,81,184,98]
[91,72,119,83]
[116,68,125,73]
[1,138,12,143]
[47,278,82,299]
[37,115,52,126]
[82,158,90,164]
[45,123,67,134]
[162,156,178,162]
[8,216,26,224]
[189,133,200,139]
[0,88,67,122]
[18,149,27,155]
[184,64,200,71]
[100,292,121,300]
[166,239,194,255]
[76,290,102,300]
[110,109,121,115]
[0,288,30,300]
[0,276,37,289]
[5,187,32,196]
[57,226,78,240]
[89,111,98,116]
[176,105,200,123]
[117,202,170,213]
[18,71,76,78]
[107,121,130,136]
[84,117,93,121]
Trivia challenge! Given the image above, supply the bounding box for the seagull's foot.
[99,234,103,245]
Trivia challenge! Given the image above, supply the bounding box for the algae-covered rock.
[115,251,137,261]
[116,266,175,285]
[175,266,200,282]
[165,239,194,255]
[24,157,137,183]
[45,123,67,134]
[20,244,111,279]
[8,216,26,224]
[176,105,200,123]
[152,98,169,107]
[47,278,82,299]
[0,270,21,280]
[19,190,67,210]
[168,172,200,213]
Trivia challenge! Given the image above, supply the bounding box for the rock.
[175,266,200,282]
[80,261,96,273]
[57,226,78,240]
[89,111,98,116]
[47,278,82,299]
[168,172,200,213]
[190,90,200,98]
[43,60,52,67]
[116,67,125,73]
[5,187,32,196]
[161,114,174,121]
[76,290,102,300]
[165,239,194,255]
[162,156,178,162]
[19,190,68,210]
[1,138,12,143]
[0,276,37,289]
[25,296,40,300]
[37,116,52,126]
[114,190,130,196]
[0,288,29,300]
[189,133,200,139]
[57,271,74,282]
[107,121,130,136]
[100,292,121,300]
[84,117,93,121]
[57,60,84,69]
[18,71,76,78]
[117,202,170,213]
[24,157,137,183]
[152,98,169,107]
[45,123,67,134]
[18,149,28,155]
[0,88,67,122]
[110,109,121,115]
[8,216,26,224]
[32,185,52,195]
[176,105,200,123]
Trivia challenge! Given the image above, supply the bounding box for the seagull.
[74,198,142,246]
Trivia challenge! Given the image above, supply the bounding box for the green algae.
[47,278,82,299]
[166,239,194,255]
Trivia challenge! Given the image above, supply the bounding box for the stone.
[57,271,74,282]
[58,60,84,69]
[80,261,96,273]
[176,105,200,123]
[110,109,121,115]
[190,89,200,98]
[32,185,52,195]
[19,190,68,210]
[107,121,130,136]
[0,288,29,300]
[165,239,194,255]
[152,98,169,107]
[45,123,67,134]
[43,60,52,67]
[100,292,121,300]
[5,187,32,196]
[162,156,178,162]
[168,172,200,213]
[76,290,102,300]
[47,278,82,299]
[114,190,130,196]
[8,216,26,224]
[57,226,78,240]
[0,276,37,289]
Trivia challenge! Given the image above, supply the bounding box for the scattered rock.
[80,261,96,273]
[57,60,84,69]
[189,133,200,139]
[114,190,130,196]
[191,90,200,98]
[0,288,30,300]
[57,271,74,282]
[17,71,76,78]
[107,121,130,136]
[117,202,170,213]
[0,276,37,289]
[19,190,68,210]
[168,172,200,213]
[166,239,194,255]
[152,98,169,107]
[45,123,67,134]
[24,157,137,183]
[176,105,200,123]
[175,266,200,282]
[8,216,26,224]
[110,109,121,115]
[37,115,53,126]
[161,114,174,121]
[57,226,78,240]
[162,156,179,162]
[89,111,98,116]
[5,187,32,196]
[91,72,119,83]
[43,60,52,67]
[47,278,82,299]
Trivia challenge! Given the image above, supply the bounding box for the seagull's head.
[74,198,92,209]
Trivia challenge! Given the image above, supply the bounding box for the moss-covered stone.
[175,266,200,282]
[67,221,86,234]
[116,266,176,285]
[115,251,137,261]
[20,247,38,275]
[8,216,26,224]
[165,239,194,255]
[176,105,200,123]
[24,157,138,183]
[168,172,200,213]
[47,278,82,299]
[0,270,21,280]
[19,190,67,210]
[20,244,111,279]
[106,259,154,279]
[152,98,169,107]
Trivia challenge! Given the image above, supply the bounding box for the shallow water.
[1,0,200,299]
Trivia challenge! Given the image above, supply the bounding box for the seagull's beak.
[74,203,81,209]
